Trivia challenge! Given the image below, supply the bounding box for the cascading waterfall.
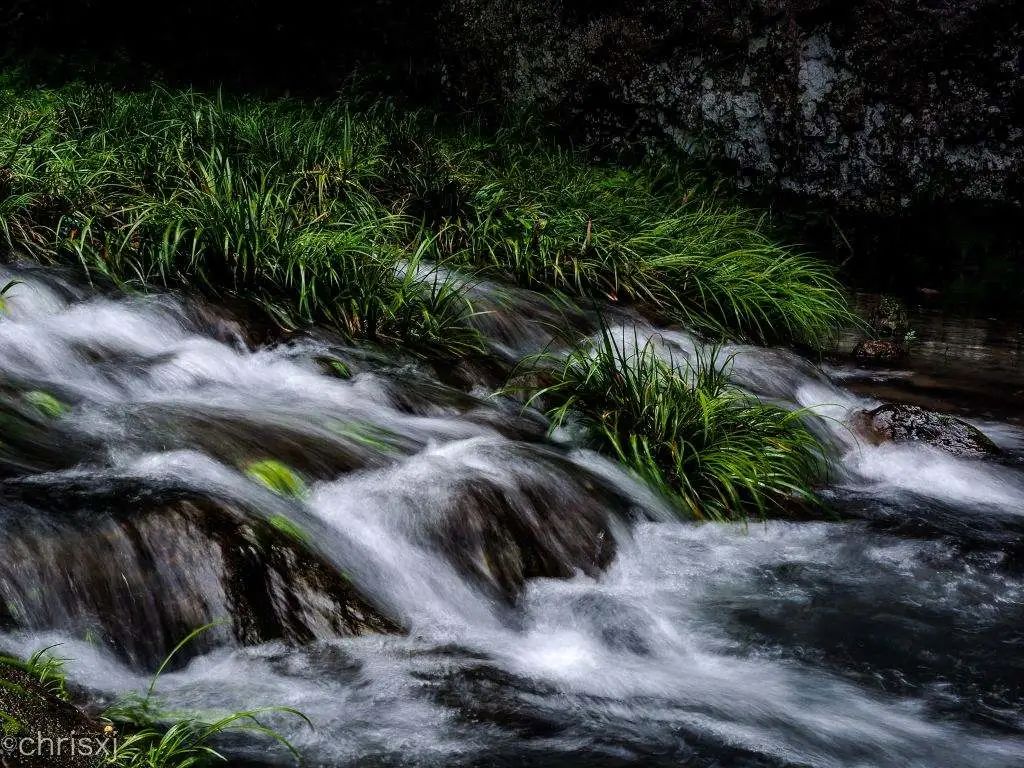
[0,264,1022,767]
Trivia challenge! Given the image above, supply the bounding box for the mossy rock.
[853,404,1001,458]
[0,393,97,478]
[852,339,905,363]
[245,459,308,499]
[0,662,106,768]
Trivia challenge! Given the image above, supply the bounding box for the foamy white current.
[1,265,1022,768]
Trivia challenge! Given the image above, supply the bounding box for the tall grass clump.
[0,76,849,354]
[107,711,303,768]
[403,128,851,348]
[528,328,826,520]
[0,628,307,767]
[0,83,484,357]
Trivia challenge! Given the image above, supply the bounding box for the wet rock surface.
[316,440,640,609]
[852,339,905,362]
[442,0,1023,212]
[2,269,1024,766]
[424,450,631,604]
[853,403,1001,458]
[0,485,396,670]
[0,391,99,478]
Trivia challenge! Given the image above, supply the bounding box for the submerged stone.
[0,393,98,478]
[853,403,1000,458]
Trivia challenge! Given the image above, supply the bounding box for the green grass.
[0,645,70,701]
[0,628,307,767]
[0,83,484,357]
[434,140,850,347]
[0,77,849,356]
[0,76,847,514]
[524,327,826,520]
[101,624,309,768]
[106,710,305,768]
[0,279,19,315]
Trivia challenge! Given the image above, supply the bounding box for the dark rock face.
[853,403,1000,457]
[6,2,1020,217]
[442,0,1023,212]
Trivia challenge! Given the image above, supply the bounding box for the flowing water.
[0,265,1022,767]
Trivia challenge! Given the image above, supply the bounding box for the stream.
[0,264,1022,768]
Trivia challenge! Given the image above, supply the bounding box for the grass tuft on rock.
[528,328,826,520]
[244,459,307,499]
[0,645,69,702]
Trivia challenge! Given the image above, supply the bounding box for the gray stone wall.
[441,0,1023,211]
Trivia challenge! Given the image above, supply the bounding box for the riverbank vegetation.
[0,73,846,519]
[0,76,848,349]
[0,631,305,768]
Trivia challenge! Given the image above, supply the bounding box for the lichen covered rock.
[853,403,1000,458]
[442,0,1023,212]
[853,339,905,362]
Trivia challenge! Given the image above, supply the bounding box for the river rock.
[413,445,635,604]
[329,440,638,606]
[0,391,100,479]
[853,404,1000,458]
[432,475,619,604]
[0,487,396,670]
[852,339,904,362]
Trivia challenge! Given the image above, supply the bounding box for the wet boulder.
[0,485,396,670]
[122,403,408,480]
[0,389,100,478]
[852,339,905,363]
[853,404,1000,458]
[433,476,620,604]
[399,443,639,604]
